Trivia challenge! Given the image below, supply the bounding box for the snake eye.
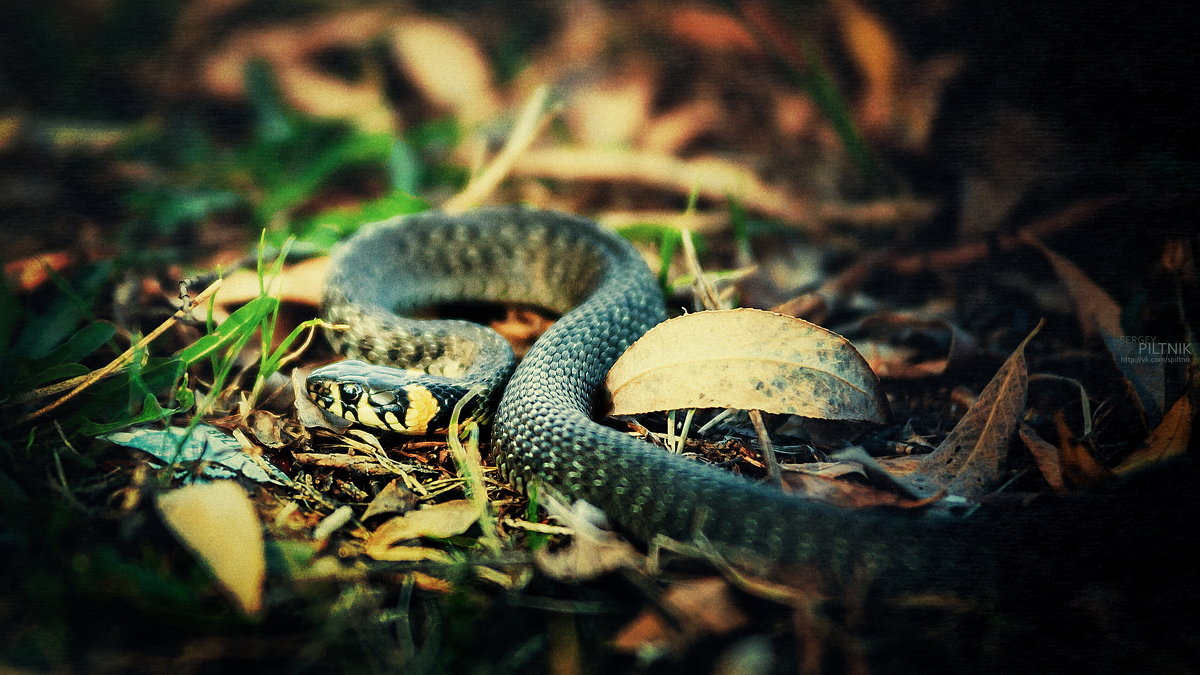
[339,382,363,404]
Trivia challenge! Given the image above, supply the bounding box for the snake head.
[306,360,448,434]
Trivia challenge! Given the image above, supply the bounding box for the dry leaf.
[666,7,760,52]
[387,17,500,126]
[606,309,887,423]
[534,498,645,582]
[362,478,420,521]
[201,9,395,131]
[1114,394,1194,476]
[364,499,480,560]
[1020,424,1068,494]
[1053,410,1112,488]
[1025,235,1164,423]
[511,148,815,227]
[910,322,1040,500]
[612,577,748,654]
[831,0,902,135]
[1020,420,1112,495]
[293,368,352,431]
[565,63,655,147]
[212,257,328,309]
[156,481,265,614]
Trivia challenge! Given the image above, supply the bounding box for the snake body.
[308,207,985,590]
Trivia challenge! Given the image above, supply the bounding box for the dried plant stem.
[443,85,553,214]
[18,278,224,424]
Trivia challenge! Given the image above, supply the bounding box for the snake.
[306,206,998,591]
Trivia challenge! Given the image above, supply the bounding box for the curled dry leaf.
[292,368,352,432]
[364,499,480,561]
[605,309,888,423]
[156,481,265,614]
[909,322,1041,501]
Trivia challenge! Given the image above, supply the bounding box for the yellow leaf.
[156,481,265,614]
[605,309,887,423]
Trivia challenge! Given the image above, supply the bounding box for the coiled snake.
[307,206,983,590]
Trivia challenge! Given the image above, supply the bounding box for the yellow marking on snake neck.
[353,397,389,430]
[402,384,438,434]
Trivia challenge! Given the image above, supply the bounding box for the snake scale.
[307,206,1000,591]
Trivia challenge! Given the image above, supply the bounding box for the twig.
[886,196,1120,275]
[18,278,224,424]
[749,409,782,487]
[511,147,819,229]
[442,85,553,214]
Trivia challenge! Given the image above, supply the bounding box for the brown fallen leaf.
[1053,410,1113,489]
[364,499,481,561]
[831,0,902,136]
[612,577,749,655]
[385,16,500,127]
[564,62,655,147]
[1020,424,1069,494]
[201,9,396,132]
[362,478,420,522]
[156,481,265,614]
[666,7,760,53]
[1024,234,1165,424]
[606,308,888,423]
[1114,394,1193,476]
[510,147,816,227]
[910,321,1041,500]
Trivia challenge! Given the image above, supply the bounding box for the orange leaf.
[1114,395,1193,476]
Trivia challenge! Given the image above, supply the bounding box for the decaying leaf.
[1114,394,1194,476]
[364,499,480,561]
[156,481,265,614]
[1025,235,1165,424]
[612,577,748,655]
[606,309,887,423]
[910,322,1040,500]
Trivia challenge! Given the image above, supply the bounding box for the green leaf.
[300,191,428,245]
[257,130,395,219]
[19,362,89,389]
[31,321,115,369]
[176,296,278,365]
[80,392,177,436]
